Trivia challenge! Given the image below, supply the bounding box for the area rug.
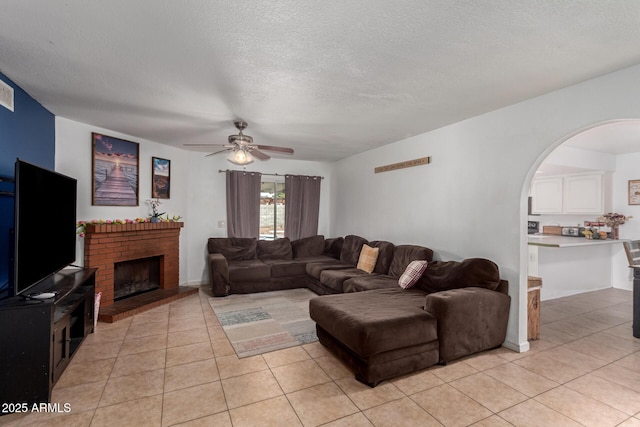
[208,288,318,358]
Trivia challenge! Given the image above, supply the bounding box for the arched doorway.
[519,119,640,348]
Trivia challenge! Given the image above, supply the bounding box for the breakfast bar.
[528,234,628,248]
[528,235,629,300]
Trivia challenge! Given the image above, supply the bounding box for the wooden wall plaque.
[374,156,431,174]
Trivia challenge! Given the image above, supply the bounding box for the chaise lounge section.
[309,258,510,386]
[311,287,440,386]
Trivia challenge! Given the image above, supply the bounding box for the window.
[260,180,285,240]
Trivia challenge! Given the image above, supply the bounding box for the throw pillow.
[357,244,379,273]
[341,235,369,265]
[398,260,429,289]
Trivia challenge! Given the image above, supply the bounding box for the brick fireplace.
[83,221,197,322]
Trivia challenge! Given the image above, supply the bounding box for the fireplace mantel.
[83,221,195,321]
[84,221,184,234]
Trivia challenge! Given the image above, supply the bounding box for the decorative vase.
[611,224,619,240]
[151,217,159,223]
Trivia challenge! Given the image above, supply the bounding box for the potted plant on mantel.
[148,199,165,223]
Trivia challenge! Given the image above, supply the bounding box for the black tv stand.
[0,268,96,407]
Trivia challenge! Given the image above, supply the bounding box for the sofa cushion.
[398,260,429,289]
[424,287,510,362]
[388,245,434,278]
[292,235,325,259]
[208,238,257,261]
[320,268,370,293]
[340,235,369,265]
[343,275,399,293]
[257,238,293,260]
[324,237,344,259]
[309,288,437,356]
[357,244,379,273]
[295,255,339,264]
[305,260,353,280]
[417,258,501,293]
[228,259,270,282]
[369,241,395,274]
[263,259,307,278]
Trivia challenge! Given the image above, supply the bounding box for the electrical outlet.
[218,220,225,228]
[0,79,14,112]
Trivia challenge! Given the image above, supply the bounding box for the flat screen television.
[13,160,77,296]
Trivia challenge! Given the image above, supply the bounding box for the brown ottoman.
[309,288,439,387]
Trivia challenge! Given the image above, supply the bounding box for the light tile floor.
[2,287,639,426]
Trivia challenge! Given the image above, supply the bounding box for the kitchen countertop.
[528,234,630,248]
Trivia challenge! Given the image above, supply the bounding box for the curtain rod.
[218,169,324,179]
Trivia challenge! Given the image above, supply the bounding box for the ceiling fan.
[184,120,294,165]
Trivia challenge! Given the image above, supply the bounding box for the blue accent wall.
[0,71,55,294]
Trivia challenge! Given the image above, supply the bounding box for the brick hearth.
[83,221,197,322]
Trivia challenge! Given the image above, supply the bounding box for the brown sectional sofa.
[207,234,511,386]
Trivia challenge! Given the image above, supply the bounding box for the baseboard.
[503,339,529,353]
[180,281,206,287]
[612,282,633,291]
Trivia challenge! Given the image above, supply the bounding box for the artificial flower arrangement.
[581,212,633,240]
[76,214,182,237]
[597,212,633,226]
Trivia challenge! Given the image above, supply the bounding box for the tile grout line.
[92,310,134,424]
[524,295,640,425]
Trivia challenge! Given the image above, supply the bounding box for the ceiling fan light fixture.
[189,120,293,163]
[227,148,254,165]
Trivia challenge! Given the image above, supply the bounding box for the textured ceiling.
[2,1,640,161]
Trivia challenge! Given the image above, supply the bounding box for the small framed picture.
[152,157,170,199]
[629,179,640,205]
[92,133,139,206]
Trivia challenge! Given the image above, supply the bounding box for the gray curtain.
[226,170,261,238]
[285,174,321,240]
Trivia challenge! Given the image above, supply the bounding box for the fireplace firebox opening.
[114,256,161,301]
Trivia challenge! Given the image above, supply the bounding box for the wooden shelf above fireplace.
[84,221,183,234]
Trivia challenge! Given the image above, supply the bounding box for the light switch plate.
[218,220,225,228]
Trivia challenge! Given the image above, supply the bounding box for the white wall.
[55,117,190,284]
[331,64,640,352]
[543,145,617,173]
[185,153,333,285]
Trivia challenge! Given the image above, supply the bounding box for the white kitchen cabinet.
[531,173,604,215]
[531,177,563,213]
[563,173,603,214]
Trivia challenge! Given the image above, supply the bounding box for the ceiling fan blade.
[256,145,294,154]
[251,149,271,160]
[205,148,231,157]
[183,143,228,147]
